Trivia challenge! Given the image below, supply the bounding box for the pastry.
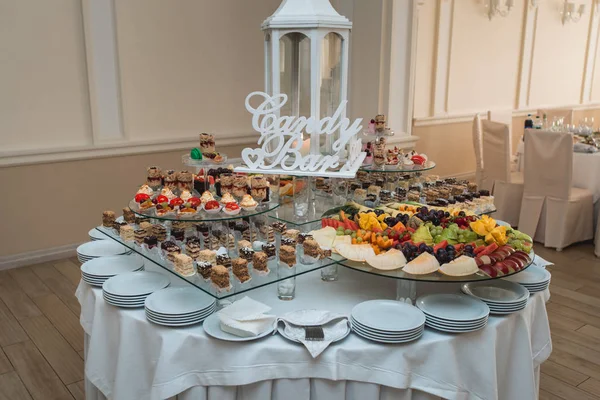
[185,237,201,260]
[134,229,146,244]
[279,245,296,267]
[152,224,167,242]
[122,207,136,224]
[271,221,287,233]
[198,249,217,264]
[177,171,193,191]
[217,254,232,269]
[197,261,212,280]
[250,175,269,201]
[232,175,248,198]
[232,258,251,283]
[204,200,221,212]
[238,240,252,250]
[367,185,381,197]
[281,237,296,247]
[113,221,127,233]
[252,251,269,273]
[195,222,209,241]
[139,221,153,236]
[297,233,313,244]
[211,265,230,289]
[262,243,276,259]
[242,228,257,242]
[102,211,116,228]
[136,184,154,197]
[239,246,254,262]
[240,194,258,210]
[174,254,195,277]
[160,187,176,200]
[200,191,215,204]
[260,225,275,243]
[171,228,185,242]
[283,229,300,241]
[223,234,235,251]
[207,236,220,250]
[180,190,193,202]
[353,189,367,202]
[161,240,181,262]
[144,235,158,249]
[163,170,177,190]
[146,167,162,189]
[199,133,216,154]
[119,225,134,242]
[220,173,234,194]
[303,239,321,259]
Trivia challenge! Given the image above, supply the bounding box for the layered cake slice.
[174,254,195,277]
[232,258,251,283]
[211,265,230,290]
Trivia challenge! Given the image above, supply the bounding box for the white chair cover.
[488,109,518,171]
[472,114,484,188]
[518,130,594,250]
[537,108,574,126]
[480,120,523,226]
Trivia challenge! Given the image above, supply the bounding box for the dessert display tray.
[129,200,280,222]
[94,227,342,300]
[269,199,339,229]
[330,252,534,283]
[181,154,243,168]
[359,160,436,173]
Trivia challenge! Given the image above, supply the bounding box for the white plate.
[417,294,489,322]
[88,228,108,240]
[353,328,423,344]
[81,255,144,277]
[103,298,145,308]
[82,268,143,281]
[103,293,148,304]
[202,313,274,342]
[77,241,129,258]
[82,278,104,287]
[503,265,551,285]
[352,322,424,339]
[462,281,529,305]
[103,271,170,297]
[146,308,214,323]
[423,314,487,327]
[144,287,215,315]
[350,317,423,336]
[145,304,216,320]
[351,300,426,332]
[426,321,486,333]
[489,307,527,315]
[147,315,205,327]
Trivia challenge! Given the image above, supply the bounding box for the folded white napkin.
[218,297,276,338]
[278,310,349,358]
[574,142,598,153]
[532,254,554,269]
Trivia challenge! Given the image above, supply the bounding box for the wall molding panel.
[517,0,538,109]
[432,0,454,116]
[582,9,600,103]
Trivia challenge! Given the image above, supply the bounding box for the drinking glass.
[277,263,296,300]
[293,176,310,218]
[321,264,338,281]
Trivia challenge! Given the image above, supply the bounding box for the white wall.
[414,0,600,121]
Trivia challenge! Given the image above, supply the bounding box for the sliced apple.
[503,259,520,272]
[439,256,479,276]
[365,248,407,271]
[479,264,498,278]
[403,252,440,275]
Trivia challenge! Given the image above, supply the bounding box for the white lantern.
[262,0,352,155]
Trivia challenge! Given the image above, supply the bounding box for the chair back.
[523,130,573,200]
[537,108,574,126]
[481,120,511,191]
[472,114,484,187]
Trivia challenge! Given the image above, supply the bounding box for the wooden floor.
[0,245,598,400]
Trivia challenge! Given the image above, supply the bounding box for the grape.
[336,230,344,236]
[465,245,473,252]
[344,229,352,235]
[351,232,357,238]
[425,246,434,254]
[446,244,455,252]
[419,243,428,252]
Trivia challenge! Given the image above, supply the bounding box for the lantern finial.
[262,0,352,30]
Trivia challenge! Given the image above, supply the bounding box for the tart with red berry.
[223,201,241,216]
[203,200,221,214]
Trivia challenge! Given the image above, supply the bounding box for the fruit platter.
[315,202,534,282]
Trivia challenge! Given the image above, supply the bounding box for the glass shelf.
[94,227,342,299]
[330,252,534,283]
[129,200,279,223]
[181,154,243,168]
[269,200,336,229]
[359,160,436,173]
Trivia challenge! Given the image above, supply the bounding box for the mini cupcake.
[203,200,221,214]
[240,194,258,211]
[160,187,176,201]
[200,191,215,204]
[220,192,236,205]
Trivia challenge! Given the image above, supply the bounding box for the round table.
[77,265,551,400]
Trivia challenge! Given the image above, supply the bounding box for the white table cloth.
[77,265,551,400]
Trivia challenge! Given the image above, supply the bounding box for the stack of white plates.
[461,280,530,315]
[88,228,107,241]
[416,294,489,333]
[77,241,131,263]
[102,271,170,308]
[502,265,551,293]
[145,287,216,327]
[350,300,426,343]
[81,255,145,287]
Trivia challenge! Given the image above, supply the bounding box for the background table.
[77,265,551,400]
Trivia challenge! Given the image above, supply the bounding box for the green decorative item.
[190,148,202,160]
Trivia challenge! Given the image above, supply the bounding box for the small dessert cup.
[277,262,296,301]
[223,206,241,216]
[203,203,222,214]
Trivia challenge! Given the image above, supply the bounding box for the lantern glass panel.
[279,33,311,118]
[320,32,343,149]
